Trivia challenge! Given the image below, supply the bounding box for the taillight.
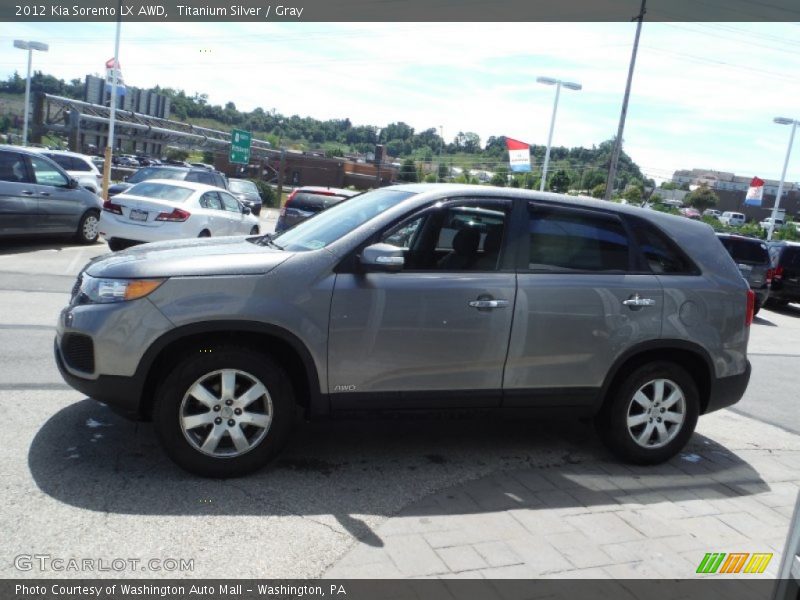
[745,289,755,326]
[766,268,774,285]
[154,208,190,222]
[285,189,298,206]
[102,200,123,215]
[774,266,784,281]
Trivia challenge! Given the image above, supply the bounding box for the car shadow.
[0,237,107,255]
[766,303,800,318]
[753,315,778,327]
[29,399,770,548]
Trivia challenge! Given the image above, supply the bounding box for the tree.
[398,158,417,182]
[684,185,719,211]
[490,166,508,187]
[549,170,571,193]
[622,184,643,203]
[591,183,606,198]
[437,162,448,181]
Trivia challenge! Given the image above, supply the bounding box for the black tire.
[75,210,100,244]
[198,229,211,238]
[253,206,261,217]
[153,346,294,478]
[250,226,259,235]
[595,361,699,465]
[753,297,762,317]
[107,238,128,252]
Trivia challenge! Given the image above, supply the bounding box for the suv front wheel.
[596,362,699,464]
[153,346,294,477]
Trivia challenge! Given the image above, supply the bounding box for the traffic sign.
[230,129,251,165]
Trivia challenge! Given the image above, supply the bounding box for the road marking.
[66,248,87,275]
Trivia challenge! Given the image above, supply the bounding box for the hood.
[85,236,291,279]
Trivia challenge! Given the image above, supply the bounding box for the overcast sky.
[2,21,800,183]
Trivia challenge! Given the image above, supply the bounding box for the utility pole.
[101,0,122,201]
[605,0,646,201]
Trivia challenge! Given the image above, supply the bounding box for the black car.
[766,240,800,307]
[107,165,228,197]
[716,233,770,314]
[275,186,360,232]
[228,178,263,216]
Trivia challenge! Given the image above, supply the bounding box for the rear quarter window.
[719,238,769,265]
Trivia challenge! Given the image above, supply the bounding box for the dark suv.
[275,186,359,232]
[56,185,753,477]
[716,233,771,314]
[766,240,800,307]
[108,166,228,197]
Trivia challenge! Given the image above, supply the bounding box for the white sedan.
[99,179,260,251]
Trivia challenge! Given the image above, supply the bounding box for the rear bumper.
[705,360,751,413]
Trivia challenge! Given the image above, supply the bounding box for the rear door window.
[527,204,630,272]
[0,151,30,183]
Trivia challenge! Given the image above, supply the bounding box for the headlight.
[80,275,166,303]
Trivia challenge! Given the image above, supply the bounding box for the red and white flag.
[505,137,532,173]
[745,176,764,206]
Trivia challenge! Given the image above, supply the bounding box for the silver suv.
[55,184,753,477]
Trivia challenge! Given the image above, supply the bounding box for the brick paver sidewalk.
[326,411,800,579]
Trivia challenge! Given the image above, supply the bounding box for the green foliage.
[622,184,643,203]
[649,192,663,203]
[651,203,681,216]
[202,150,215,164]
[660,181,678,190]
[549,170,571,193]
[166,148,189,161]
[774,224,799,241]
[591,183,606,198]
[684,185,719,211]
[250,179,276,207]
[423,173,438,183]
[739,222,766,239]
[437,162,449,181]
[490,166,509,187]
[701,215,728,232]
[398,158,417,183]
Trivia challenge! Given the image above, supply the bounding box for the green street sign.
[230,129,252,164]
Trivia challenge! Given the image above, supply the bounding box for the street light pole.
[101,4,123,201]
[536,76,581,192]
[13,40,49,146]
[768,117,798,241]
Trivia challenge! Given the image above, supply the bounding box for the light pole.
[768,117,798,241]
[13,40,49,146]
[536,76,581,192]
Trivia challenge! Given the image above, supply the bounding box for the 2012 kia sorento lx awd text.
[55,184,753,477]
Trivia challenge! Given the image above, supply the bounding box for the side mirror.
[67,177,79,189]
[242,206,251,215]
[360,243,405,273]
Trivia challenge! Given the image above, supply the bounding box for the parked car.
[0,145,102,243]
[703,209,721,218]
[719,211,746,227]
[679,207,701,220]
[57,184,753,477]
[98,179,259,251]
[275,186,360,232]
[766,240,800,307]
[760,216,785,231]
[114,155,140,168]
[107,165,228,197]
[716,233,770,315]
[228,178,263,216]
[26,148,102,194]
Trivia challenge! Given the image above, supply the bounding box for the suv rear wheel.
[596,361,699,464]
[153,347,294,477]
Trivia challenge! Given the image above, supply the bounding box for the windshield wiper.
[254,233,283,250]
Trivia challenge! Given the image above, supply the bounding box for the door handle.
[21,190,34,195]
[469,299,509,309]
[622,294,656,307]
[39,192,50,197]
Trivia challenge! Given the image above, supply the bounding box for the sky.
[2,21,800,184]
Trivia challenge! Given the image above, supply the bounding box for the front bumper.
[55,338,144,418]
[705,360,751,413]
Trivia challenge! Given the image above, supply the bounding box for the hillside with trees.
[0,71,650,193]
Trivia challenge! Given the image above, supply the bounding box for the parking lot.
[0,214,798,579]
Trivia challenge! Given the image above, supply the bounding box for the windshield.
[126,182,195,202]
[229,179,258,194]
[127,167,186,184]
[273,188,417,251]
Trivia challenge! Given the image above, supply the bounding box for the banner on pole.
[105,58,126,96]
[745,176,764,206]
[506,137,532,173]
